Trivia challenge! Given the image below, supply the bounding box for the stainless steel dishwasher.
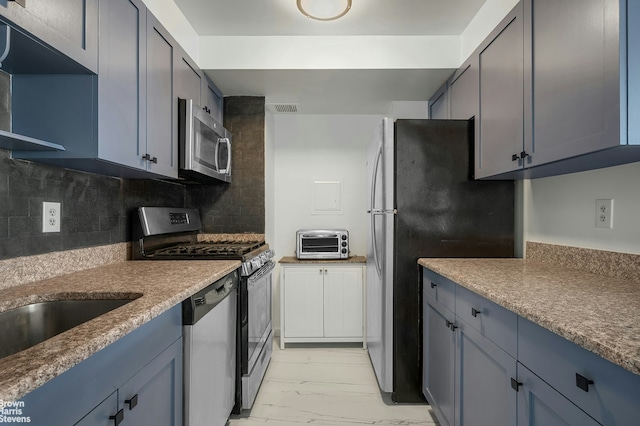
[183,269,238,426]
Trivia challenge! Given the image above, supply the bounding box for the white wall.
[267,113,383,333]
[460,0,520,59]
[524,162,640,255]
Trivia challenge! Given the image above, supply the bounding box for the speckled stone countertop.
[0,259,240,401]
[279,255,367,264]
[417,257,640,376]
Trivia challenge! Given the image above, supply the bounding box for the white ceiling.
[172,0,488,114]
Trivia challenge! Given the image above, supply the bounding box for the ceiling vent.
[269,103,298,113]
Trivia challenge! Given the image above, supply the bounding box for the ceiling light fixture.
[297,0,352,21]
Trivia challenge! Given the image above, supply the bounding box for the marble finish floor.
[229,339,438,425]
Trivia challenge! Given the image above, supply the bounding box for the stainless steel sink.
[0,298,139,360]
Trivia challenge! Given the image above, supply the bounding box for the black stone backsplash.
[186,96,265,234]
[0,148,186,260]
[0,96,266,260]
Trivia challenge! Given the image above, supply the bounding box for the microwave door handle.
[214,138,220,171]
[223,138,231,174]
[217,138,230,173]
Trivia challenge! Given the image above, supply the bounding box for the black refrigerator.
[366,118,514,402]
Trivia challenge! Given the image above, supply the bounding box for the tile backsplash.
[0,96,266,261]
[0,148,186,260]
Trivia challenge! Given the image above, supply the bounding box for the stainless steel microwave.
[178,98,232,183]
[296,229,349,260]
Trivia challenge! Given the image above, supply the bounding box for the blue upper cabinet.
[0,0,98,74]
[428,81,449,119]
[476,0,640,179]
[14,0,180,179]
[202,75,224,124]
[475,2,525,179]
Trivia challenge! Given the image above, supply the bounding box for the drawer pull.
[125,394,138,410]
[510,378,522,392]
[109,409,124,425]
[471,308,481,317]
[445,320,458,331]
[576,373,594,392]
[430,282,437,289]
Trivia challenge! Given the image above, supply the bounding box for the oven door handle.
[247,261,275,285]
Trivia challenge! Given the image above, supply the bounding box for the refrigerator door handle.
[370,141,383,279]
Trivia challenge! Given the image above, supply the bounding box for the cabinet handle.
[125,394,139,410]
[576,373,594,392]
[430,282,437,289]
[109,409,124,425]
[319,269,323,274]
[445,320,453,328]
[471,308,481,317]
[512,151,530,162]
[142,154,158,164]
[445,320,457,331]
[510,378,522,392]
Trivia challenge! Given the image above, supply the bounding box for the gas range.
[132,207,274,276]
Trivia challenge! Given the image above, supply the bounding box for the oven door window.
[248,272,272,366]
[302,237,339,253]
[194,117,219,172]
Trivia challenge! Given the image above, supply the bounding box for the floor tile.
[229,339,439,425]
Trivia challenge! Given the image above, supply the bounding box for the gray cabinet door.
[0,0,98,73]
[119,338,183,426]
[428,81,449,119]
[98,0,146,170]
[456,321,517,426]
[525,0,620,167]
[517,364,600,426]
[202,76,224,123]
[74,392,119,426]
[423,297,456,426]
[176,48,203,106]
[475,2,525,179]
[146,11,178,178]
[449,56,478,121]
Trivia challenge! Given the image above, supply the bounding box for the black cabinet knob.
[109,409,124,425]
[151,156,158,164]
[125,394,139,410]
[510,378,522,392]
[471,308,481,317]
[576,373,594,392]
[512,153,520,161]
[430,282,437,289]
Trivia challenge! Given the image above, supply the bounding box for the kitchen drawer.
[518,317,640,425]
[422,268,456,313]
[456,285,517,357]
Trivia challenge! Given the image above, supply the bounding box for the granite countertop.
[279,255,367,264]
[0,259,240,401]
[418,257,640,376]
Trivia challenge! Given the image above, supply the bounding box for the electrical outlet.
[595,199,613,229]
[42,202,61,233]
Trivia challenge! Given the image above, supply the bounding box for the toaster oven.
[296,229,349,260]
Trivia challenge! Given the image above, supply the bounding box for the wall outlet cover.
[595,199,613,229]
[43,201,61,233]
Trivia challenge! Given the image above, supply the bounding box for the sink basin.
[0,298,138,360]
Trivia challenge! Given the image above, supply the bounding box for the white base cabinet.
[280,263,365,349]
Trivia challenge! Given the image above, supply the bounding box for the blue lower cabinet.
[516,364,600,426]
[423,294,456,426]
[22,305,182,426]
[422,267,640,426]
[74,393,118,426]
[117,338,183,426]
[456,321,516,426]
